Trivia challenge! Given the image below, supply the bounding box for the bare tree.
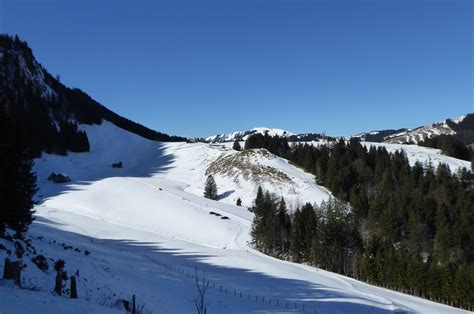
[193,266,209,314]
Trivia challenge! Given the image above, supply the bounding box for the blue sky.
[0,0,472,137]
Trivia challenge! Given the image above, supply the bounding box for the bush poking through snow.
[193,267,209,314]
[125,295,152,314]
[32,254,48,272]
[232,140,242,151]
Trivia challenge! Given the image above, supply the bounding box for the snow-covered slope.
[206,127,293,143]
[383,115,469,144]
[305,140,471,173]
[1,121,470,313]
[362,142,471,172]
[159,142,331,209]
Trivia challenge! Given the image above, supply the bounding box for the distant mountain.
[0,34,186,157]
[350,115,473,145]
[353,129,408,143]
[382,114,473,145]
[208,114,473,148]
[206,128,340,143]
[206,127,293,143]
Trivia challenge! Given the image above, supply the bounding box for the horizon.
[205,112,470,138]
[1,0,472,138]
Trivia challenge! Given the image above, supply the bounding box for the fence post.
[132,294,136,314]
[70,276,78,299]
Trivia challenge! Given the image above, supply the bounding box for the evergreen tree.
[236,198,242,206]
[0,114,37,236]
[251,187,266,248]
[203,175,218,200]
[275,197,291,253]
[232,140,242,151]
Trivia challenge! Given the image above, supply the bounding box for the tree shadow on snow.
[30,217,415,314]
[33,142,176,203]
[217,190,235,200]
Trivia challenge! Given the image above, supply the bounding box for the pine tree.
[291,208,304,262]
[0,115,37,236]
[251,187,266,248]
[236,198,242,206]
[7,145,37,235]
[276,197,290,253]
[232,140,242,151]
[203,175,218,200]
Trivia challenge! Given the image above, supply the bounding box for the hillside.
[0,34,185,157]
[0,35,472,314]
[1,120,469,313]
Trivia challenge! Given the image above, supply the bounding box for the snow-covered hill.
[0,120,470,313]
[159,142,331,209]
[362,142,471,172]
[384,121,455,144]
[304,140,471,173]
[206,127,293,143]
[381,114,471,144]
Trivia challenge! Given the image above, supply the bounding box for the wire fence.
[117,247,404,314]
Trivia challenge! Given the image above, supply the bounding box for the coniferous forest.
[247,133,474,310]
[0,35,186,158]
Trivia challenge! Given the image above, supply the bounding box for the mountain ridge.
[0,34,186,157]
[206,113,473,145]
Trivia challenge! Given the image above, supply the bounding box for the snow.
[362,142,471,173]
[383,122,456,144]
[3,47,56,100]
[158,141,331,209]
[452,114,467,124]
[1,120,470,313]
[206,127,293,143]
[305,140,471,173]
[248,127,293,138]
[0,283,120,314]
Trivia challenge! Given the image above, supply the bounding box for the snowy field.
[1,121,470,313]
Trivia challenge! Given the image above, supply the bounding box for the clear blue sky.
[0,0,472,137]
